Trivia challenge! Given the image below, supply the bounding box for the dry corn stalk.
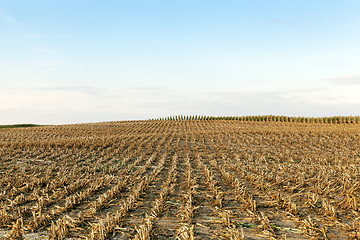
[176,225,194,240]
[259,212,275,235]
[226,226,245,240]
[219,210,231,227]
[0,207,11,226]
[88,156,166,239]
[48,215,75,240]
[301,216,328,238]
[134,217,152,240]
[5,218,23,240]
[134,155,177,240]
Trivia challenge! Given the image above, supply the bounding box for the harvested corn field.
[1,120,360,239]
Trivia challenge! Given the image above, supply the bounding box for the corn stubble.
[0,119,359,239]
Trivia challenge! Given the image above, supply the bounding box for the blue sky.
[1,0,360,124]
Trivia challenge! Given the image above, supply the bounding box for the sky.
[1,0,360,124]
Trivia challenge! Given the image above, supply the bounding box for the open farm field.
[1,120,360,239]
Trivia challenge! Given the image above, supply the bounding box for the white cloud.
[1,85,359,125]
[35,86,104,96]
[324,75,360,85]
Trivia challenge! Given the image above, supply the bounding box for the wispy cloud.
[269,18,287,24]
[324,75,360,85]
[1,85,359,124]
[36,86,104,96]
[287,87,327,93]
[129,87,164,91]
[0,9,17,23]
[31,47,56,54]
[208,87,326,97]
[23,33,72,40]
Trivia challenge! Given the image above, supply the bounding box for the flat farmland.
[1,120,360,239]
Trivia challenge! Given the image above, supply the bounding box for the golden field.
[1,120,360,239]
